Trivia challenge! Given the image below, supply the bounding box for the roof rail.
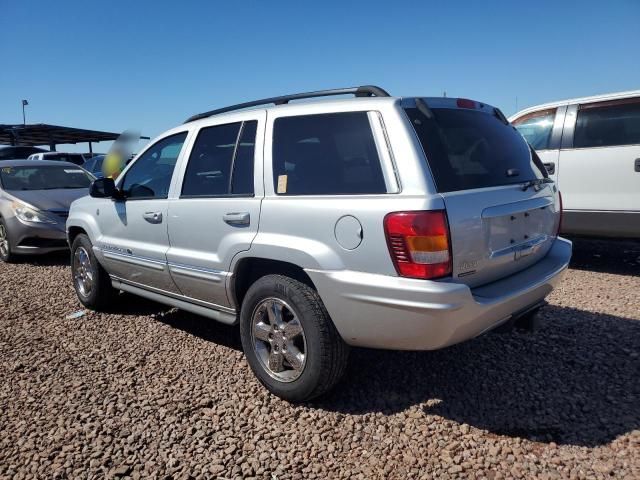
[184,85,390,123]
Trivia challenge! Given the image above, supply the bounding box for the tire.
[239,274,349,402]
[70,233,117,310]
[0,218,16,263]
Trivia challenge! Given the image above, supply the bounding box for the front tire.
[239,274,349,402]
[0,218,16,263]
[71,233,117,310]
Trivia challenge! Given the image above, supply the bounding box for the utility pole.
[22,99,29,125]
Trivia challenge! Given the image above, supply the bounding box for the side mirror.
[90,177,121,199]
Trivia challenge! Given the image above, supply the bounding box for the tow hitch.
[493,301,547,334]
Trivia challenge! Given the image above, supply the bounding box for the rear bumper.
[306,237,572,350]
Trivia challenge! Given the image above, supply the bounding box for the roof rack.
[184,85,390,123]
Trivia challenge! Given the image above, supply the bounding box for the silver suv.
[67,86,572,401]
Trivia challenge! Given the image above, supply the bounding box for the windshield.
[0,165,93,191]
[405,106,546,192]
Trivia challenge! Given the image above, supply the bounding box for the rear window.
[272,112,386,195]
[405,106,546,193]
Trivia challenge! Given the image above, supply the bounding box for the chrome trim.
[490,235,548,260]
[101,249,166,271]
[481,197,553,219]
[168,262,225,282]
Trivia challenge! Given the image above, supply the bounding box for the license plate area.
[483,198,554,260]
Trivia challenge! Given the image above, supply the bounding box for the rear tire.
[71,234,117,310]
[0,218,16,263]
[239,274,349,402]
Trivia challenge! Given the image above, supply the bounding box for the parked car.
[27,152,85,166]
[67,86,571,401]
[82,154,105,178]
[510,90,640,238]
[0,146,47,160]
[0,160,93,262]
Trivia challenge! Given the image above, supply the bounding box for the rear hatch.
[404,98,561,287]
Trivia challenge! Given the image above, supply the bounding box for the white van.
[27,152,85,166]
[510,90,640,238]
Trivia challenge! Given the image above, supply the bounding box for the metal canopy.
[0,123,150,147]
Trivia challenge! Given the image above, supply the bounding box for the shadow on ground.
[315,305,639,447]
[116,292,640,447]
[115,293,242,352]
[568,236,640,276]
[15,250,70,267]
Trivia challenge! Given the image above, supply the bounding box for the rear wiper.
[521,178,554,191]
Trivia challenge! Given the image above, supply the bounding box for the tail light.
[557,191,563,235]
[456,98,477,109]
[384,211,452,280]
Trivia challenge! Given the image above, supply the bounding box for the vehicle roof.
[0,159,82,168]
[179,95,498,132]
[509,89,640,120]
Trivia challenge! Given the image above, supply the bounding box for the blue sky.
[1,0,639,153]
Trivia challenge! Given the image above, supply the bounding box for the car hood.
[9,189,89,211]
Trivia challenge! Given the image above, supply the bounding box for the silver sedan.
[0,159,93,262]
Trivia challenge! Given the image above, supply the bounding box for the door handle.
[543,162,555,175]
[143,211,163,224]
[223,212,250,226]
[635,158,640,172]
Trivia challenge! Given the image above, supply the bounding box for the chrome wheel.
[0,224,9,258]
[73,246,94,297]
[251,298,307,382]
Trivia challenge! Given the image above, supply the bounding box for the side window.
[272,112,386,195]
[121,132,187,199]
[231,121,257,195]
[574,98,640,148]
[512,108,556,150]
[181,120,257,197]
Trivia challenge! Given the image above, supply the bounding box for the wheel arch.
[230,257,317,311]
[67,225,88,246]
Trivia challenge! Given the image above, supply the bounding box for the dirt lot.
[1,238,639,479]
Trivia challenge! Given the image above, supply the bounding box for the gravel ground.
[1,238,639,479]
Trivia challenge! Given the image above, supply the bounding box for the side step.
[111,278,238,325]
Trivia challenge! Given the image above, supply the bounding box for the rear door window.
[512,108,557,150]
[181,120,257,197]
[574,98,640,148]
[272,112,386,195]
[405,106,546,193]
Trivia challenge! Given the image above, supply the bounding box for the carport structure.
[0,123,149,154]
